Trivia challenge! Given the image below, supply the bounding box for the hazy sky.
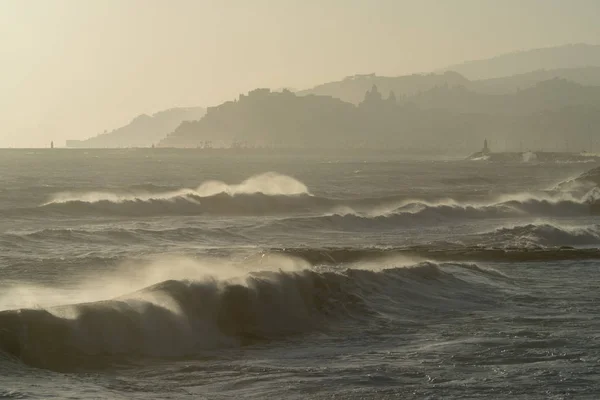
[1,0,599,147]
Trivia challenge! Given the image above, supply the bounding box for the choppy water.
[1,149,600,399]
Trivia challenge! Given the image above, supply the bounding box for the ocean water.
[1,149,600,399]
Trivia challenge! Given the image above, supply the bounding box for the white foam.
[44,172,309,205]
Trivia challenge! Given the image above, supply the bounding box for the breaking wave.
[553,165,600,193]
[35,193,333,217]
[18,172,332,217]
[482,223,600,247]
[0,259,503,371]
[3,169,598,220]
[23,191,598,220]
[47,172,310,204]
[276,192,598,231]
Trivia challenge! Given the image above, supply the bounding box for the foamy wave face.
[484,223,600,248]
[196,172,309,197]
[313,192,595,227]
[0,256,503,370]
[46,172,309,204]
[29,181,599,220]
[553,165,600,194]
[0,255,311,312]
[552,176,598,194]
[582,187,600,203]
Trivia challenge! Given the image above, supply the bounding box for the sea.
[1,149,600,399]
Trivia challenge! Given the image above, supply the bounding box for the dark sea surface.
[1,149,599,399]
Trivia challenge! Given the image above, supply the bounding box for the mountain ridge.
[441,43,600,80]
[159,83,600,153]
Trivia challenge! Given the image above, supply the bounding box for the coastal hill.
[409,78,600,115]
[159,84,600,154]
[66,107,205,148]
[296,71,469,104]
[474,66,600,94]
[159,89,358,149]
[62,44,600,150]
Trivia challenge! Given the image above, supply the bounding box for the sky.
[1,0,600,147]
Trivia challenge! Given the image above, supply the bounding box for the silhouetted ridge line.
[67,107,205,148]
[159,79,600,153]
[441,43,600,80]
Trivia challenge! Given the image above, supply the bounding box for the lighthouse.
[482,139,490,154]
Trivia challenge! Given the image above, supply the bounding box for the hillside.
[474,66,600,94]
[159,85,600,154]
[441,43,600,80]
[298,65,600,105]
[66,107,205,148]
[159,89,358,148]
[296,71,469,104]
[408,78,600,115]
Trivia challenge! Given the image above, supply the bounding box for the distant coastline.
[60,44,600,154]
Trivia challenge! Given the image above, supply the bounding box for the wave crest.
[0,260,501,371]
[9,177,598,219]
[484,223,600,247]
[46,172,309,205]
[280,193,595,231]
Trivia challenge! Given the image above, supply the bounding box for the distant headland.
[157,80,600,154]
[66,107,205,149]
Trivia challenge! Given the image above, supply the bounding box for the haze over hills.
[66,107,205,148]
[410,78,600,115]
[296,72,470,104]
[68,43,600,152]
[159,89,359,149]
[474,66,600,94]
[298,56,600,104]
[159,83,600,154]
[441,43,600,80]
